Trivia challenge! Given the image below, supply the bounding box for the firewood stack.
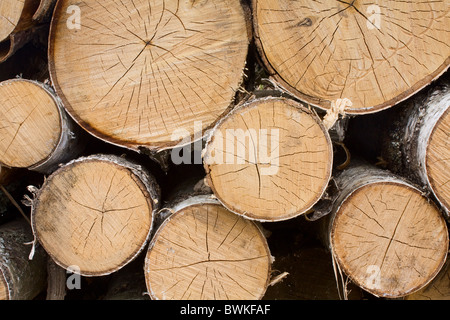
[0,0,448,301]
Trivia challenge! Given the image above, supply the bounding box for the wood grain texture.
[253,0,450,114]
[49,0,250,150]
[32,155,160,276]
[145,196,272,300]
[0,79,61,169]
[203,97,333,221]
[329,165,449,298]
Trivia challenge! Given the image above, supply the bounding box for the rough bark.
[0,219,47,300]
[31,154,161,277]
[252,0,450,114]
[203,96,333,222]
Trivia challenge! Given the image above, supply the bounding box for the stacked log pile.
[0,0,448,301]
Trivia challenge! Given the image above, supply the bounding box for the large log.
[0,219,47,300]
[252,0,450,114]
[144,194,272,300]
[31,154,161,276]
[324,162,448,299]
[203,96,333,221]
[0,79,84,174]
[48,0,251,151]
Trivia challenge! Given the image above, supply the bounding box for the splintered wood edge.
[48,0,251,152]
[0,79,64,169]
[144,195,273,300]
[330,181,449,298]
[203,96,333,222]
[31,154,159,277]
[251,0,450,114]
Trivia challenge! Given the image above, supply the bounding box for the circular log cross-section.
[49,0,250,151]
[0,80,61,169]
[426,107,450,212]
[145,196,272,300]
[253,0,450,114]
[203,97,333,221]
[32,155,160,276]
[405,258,450,300]
[330,176,448,298]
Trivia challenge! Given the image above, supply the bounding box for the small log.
[252,0,450,114]
[203,96,333,221]
[0,79,84,174]
[49,0,251,151]
[144,194,272,300]
[325,162,448,298]
[0,219,47,300]
[31,154,161,276]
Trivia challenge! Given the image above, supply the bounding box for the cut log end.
[253,0,450,113]
[204,97,333,221]
[32,155,159,276]
[331,181,448,298]
[49,0,250,150]
[0,79,62,169]
[426,107,450,211]
[145,198,272,300]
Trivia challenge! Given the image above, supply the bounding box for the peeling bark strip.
[145,195,272,300]
[253,0,450,114]
[0,0,54,62]
[327,163,448,299]
[49,0,250,151]
[31,154,161,277]
[0,79,83,174]
[0,219,47,300]
[382,79,450,216]
[203,97,333,222]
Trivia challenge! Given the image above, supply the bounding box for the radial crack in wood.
[0,79,83,174]
[253,0,450,114]
[203,97,333,221]
[145,196,272,300]
[49,0,250,151]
